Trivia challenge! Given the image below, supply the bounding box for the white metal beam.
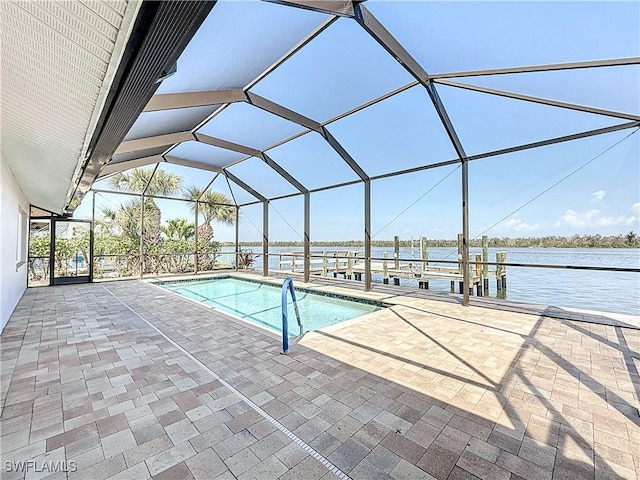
[99,155,165,178]
[429,57,640,79]
[115,131,194,154]
[262,153,308,193]
[195,133,261,156]
[225,171,268,202]
[246,92,322,131]
[164,155,223,173]
[143,89,245,112]
[434,79,640,121]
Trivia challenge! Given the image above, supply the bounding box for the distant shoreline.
[220,234,639,249]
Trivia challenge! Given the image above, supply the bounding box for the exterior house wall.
[1,153,29,332]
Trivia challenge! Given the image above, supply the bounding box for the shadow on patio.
[1,280,638,479]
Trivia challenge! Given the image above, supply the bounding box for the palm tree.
[184,186,235,269]
[162,218,195,241]
[108,168,182,195]
[106,168,183,272]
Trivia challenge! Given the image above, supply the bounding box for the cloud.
[592,190,605,202]
[554,203,639,228]
[500,217,539,232]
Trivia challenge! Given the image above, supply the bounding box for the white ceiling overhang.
[0,0,141,214]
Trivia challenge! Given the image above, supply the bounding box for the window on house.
[16,206,27,269]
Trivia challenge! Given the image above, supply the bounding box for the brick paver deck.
[1,276,638,479]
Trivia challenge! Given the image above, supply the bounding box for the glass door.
[28,218,51,287]
[52,219,93,285]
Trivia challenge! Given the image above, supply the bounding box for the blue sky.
[77,1,640,242]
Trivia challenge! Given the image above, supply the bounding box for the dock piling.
[457,233,463,274]
[501,252,507,290]
[420,237,428,272]
[482,236,489,295]
[475,254,483,296]
[382,252,389,284]
[394,236,400,270]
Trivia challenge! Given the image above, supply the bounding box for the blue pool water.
[158,277,382,336]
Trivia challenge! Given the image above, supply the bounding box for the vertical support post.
[234,206,239,271]
[382,252,389,284]
[394,235,400,270]
[482,235,489,295]
[420,236,428,272]
[346,251,352,279]
[50,219,56,286]
[333,252,338,277]
[461,159,470,306]
[263,201,269,277]
[90,191,95,283]
[322,251,327,276]
[364,180,371,291]
[304,192,310,283]
[194,200,199,274]
[140,194,145,278]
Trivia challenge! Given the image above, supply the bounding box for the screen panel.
[157,0,327,93]
[251,17,414,122]
[326,86,459,177]
[367,1,640,74]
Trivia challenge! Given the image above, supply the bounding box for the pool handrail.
[281,276,303,354]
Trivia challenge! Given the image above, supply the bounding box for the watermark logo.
[4,460,77,473]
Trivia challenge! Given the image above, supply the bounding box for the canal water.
[220,246,640,316]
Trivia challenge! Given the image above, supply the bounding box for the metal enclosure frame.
[83,0,640,304]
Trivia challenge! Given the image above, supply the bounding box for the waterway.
[220,246,640,316]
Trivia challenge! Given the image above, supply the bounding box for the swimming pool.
[157,277,384,336]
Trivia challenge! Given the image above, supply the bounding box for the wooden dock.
[275,235,508,297]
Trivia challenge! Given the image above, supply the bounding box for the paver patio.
[1,277,638,479]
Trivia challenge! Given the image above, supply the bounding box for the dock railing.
[277,250,362,277]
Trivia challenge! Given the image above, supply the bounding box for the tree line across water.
[232,232,640,249]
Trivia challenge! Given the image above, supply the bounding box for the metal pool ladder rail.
[281,276,303,354]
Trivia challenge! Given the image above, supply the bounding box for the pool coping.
[152,274,392,309]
